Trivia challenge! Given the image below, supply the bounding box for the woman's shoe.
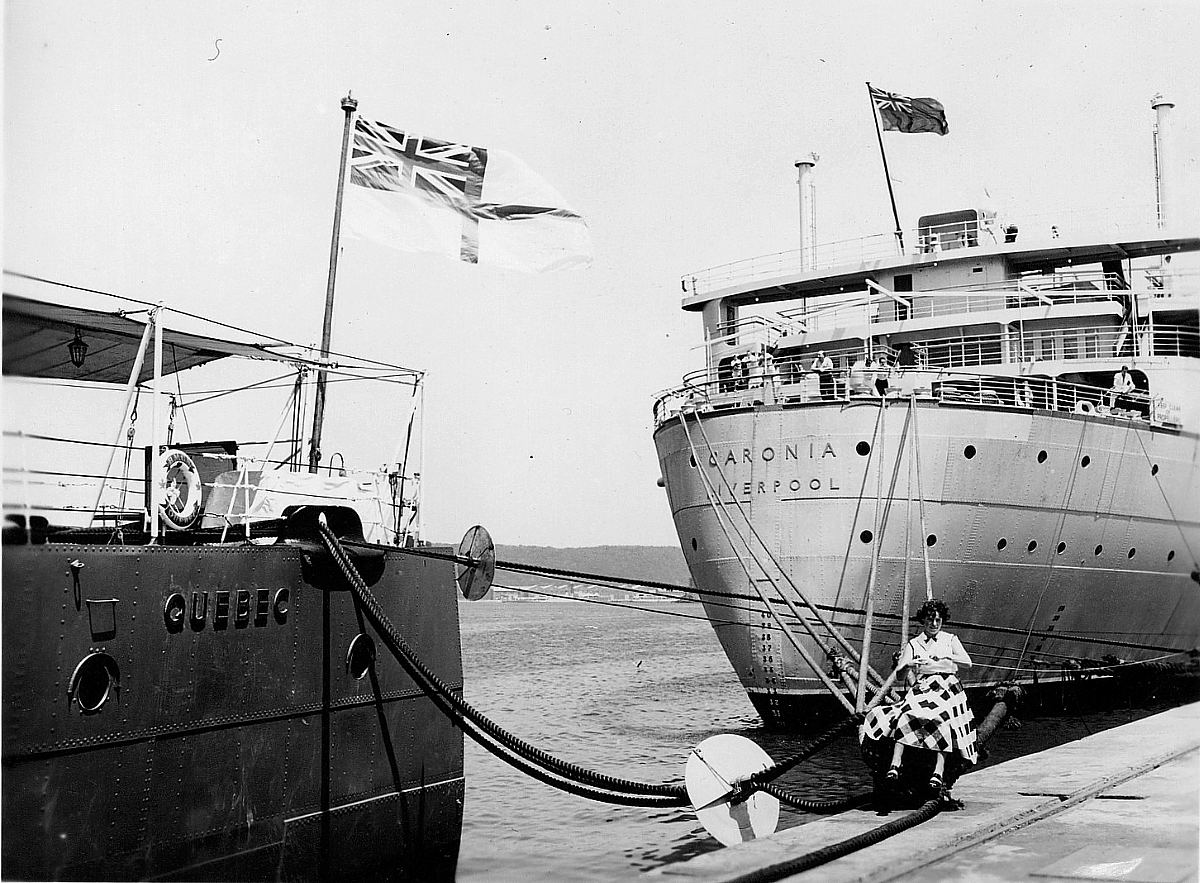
[928,773,944,791]
[885,766,900,782]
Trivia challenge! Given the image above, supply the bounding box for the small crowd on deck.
[715,344,1150,418]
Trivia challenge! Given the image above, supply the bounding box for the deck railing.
[705,322,1197,380]
[0,434,413,541]
[653,366,1181,429]
[734,270,1198,342]
[682,204,1177,297]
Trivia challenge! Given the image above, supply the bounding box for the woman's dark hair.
[915,599,950,623]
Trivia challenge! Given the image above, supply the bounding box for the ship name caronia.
[704,442,841,496]
[707,441,837,466]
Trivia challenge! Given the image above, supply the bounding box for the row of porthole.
[854,441,1161,476]
[855,529,1174,562]
[68,634,379,715]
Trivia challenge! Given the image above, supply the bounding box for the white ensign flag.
[343,118,592,273]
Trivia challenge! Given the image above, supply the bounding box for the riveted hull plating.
[655,399,1200,728]
[1,540,464,880]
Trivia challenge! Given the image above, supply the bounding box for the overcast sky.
[5,1,1198,547]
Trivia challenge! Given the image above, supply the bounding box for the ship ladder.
[675,405,894,712]
[686,395,923,708]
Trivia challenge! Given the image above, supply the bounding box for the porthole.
[1027,540,1038,553]
[964,445,976,460]
[926,534,938,547]
[1128,548,1136,559]
[1080,456,1091,468]
[68,653,118,714]
[860,529,874,544]
[856,441,871,456]
[346,634,377,681]
[1056,542,1066,554]
[1037,450,1048,464]
[1151,464,1159,477]
[997,538,1008,551]
[1168,550,1175,562]
[1094,544,1103,556]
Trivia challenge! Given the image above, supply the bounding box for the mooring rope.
[690,408,889,688]
[315,516,690,805]
[723,798,944,883]
[319,517,883,814]
[677,411,860,710]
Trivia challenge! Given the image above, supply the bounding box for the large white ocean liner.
[652,95,1200,728]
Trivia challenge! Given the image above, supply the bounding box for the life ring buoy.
[1074,400,1095,415]
[159,448,202,530]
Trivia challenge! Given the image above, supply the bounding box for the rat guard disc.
[455,524,496,600]
[685,733,779,846]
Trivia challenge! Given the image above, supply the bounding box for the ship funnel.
[1151,94,1176,232]
[795,153,819,270]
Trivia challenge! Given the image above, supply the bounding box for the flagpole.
[866,82,905,254]
[309,93,358,473]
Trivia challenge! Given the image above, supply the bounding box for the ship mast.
[309,93,358,473]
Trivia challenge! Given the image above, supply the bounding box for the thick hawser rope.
[317,516,876,812]
[315,515,688,806]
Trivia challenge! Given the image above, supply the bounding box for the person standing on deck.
[873,355,892,398]
[862,599,977,793]
[813,351,834,400]
[1109,365,1135,408]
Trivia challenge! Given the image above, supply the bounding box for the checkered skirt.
[861,673,978,764]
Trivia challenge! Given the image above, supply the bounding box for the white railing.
[652,366,1181,430]
[682,204,1173,298]
[745,270,1198,339]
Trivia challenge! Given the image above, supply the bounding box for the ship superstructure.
[1,285,471,879]
[652,97,1200,727]
[1,95,481,880]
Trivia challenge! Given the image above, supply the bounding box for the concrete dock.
[655,702,1199,882]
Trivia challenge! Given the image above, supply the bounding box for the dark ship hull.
[2,528,464,881]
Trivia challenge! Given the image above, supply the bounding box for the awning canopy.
[3,294,295,385]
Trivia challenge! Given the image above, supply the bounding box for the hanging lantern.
[67,327,89,368]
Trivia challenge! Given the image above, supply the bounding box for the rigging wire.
[1014,418,1092,671]
[391,543,1195,657]
[687,410,886,689]
[1131,423,1199,566]
[677,412,860,709]
[171,346,194,443]
[490,583,1193,675]
[831,404,885,613]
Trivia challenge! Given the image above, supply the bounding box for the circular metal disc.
[685,734,779,846]
[455,525,495,600]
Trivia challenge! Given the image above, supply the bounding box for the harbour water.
[455,598,1189,882]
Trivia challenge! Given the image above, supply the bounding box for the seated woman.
[862,599,978,793]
